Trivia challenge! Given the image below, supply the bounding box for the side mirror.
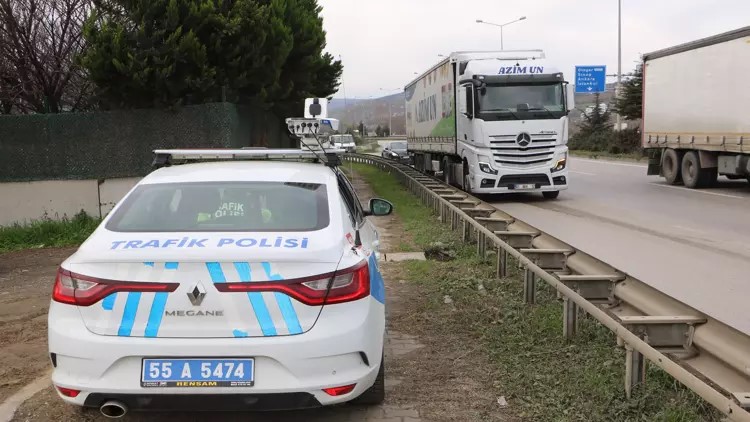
[366,198,393,216]
[459,85,474,119]
[566,84,575,112]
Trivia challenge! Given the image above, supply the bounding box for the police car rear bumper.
[48,298,385,408]
[83,392,321,411]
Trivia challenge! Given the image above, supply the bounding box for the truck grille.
[490,134,556,168]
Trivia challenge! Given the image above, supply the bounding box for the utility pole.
[339,55,349,125]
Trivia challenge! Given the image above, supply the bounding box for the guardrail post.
[524,267,536,304]
[563,296,577,338]
[624,343,646,399]
[496,247,508,278]
[477,232,486,259]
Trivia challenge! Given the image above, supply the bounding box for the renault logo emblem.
[516,132,532,148]
[187,283,207,306]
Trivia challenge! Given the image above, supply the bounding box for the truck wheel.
[662,149,682,185]
[543,191,560,200]
[681,151,717,189]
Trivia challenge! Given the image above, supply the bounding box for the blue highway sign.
[575,66,607,93]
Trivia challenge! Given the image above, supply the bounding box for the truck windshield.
[331,135,354,144]
[478,83,566,120]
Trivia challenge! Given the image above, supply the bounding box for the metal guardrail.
[344,153,750,421]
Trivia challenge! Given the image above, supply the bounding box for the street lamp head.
[519,16,527,20]
[476,19,483,23]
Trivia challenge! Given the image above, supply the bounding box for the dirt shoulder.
[0,247,75,403]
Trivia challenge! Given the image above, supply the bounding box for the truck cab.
[406,51,575,199]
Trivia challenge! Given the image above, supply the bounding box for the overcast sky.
[318,0,750,99]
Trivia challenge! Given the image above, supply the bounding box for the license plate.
[514,183,536,190]
[141,358,254,388]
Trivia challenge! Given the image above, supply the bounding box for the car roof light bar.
[152,148,345,168]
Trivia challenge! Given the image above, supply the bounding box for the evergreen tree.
[579,93,612,136]
[613,64,643,121]
[81,0,340,110]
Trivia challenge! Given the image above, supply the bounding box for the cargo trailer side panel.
[643,29,750,153]
[405,60,457,155]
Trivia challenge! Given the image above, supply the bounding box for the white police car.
[48,149,392,417]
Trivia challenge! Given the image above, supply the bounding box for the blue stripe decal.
[206,262,226,283]
[262,262,303,335]
[369,254,386,304]
[118,292,142,336]
[248,293,278,336]
[102,293,117,310]
[165,262,179,270]
[233,329,248,338]
[144,292,168,337]
[234,262,277,336]
[144,262,155,267]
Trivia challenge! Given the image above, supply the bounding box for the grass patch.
[355,163,721,422]
[571,149,647,162]
[0,211,100,252]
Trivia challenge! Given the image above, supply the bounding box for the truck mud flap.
[647,149,662,176]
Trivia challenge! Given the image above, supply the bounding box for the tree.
[375,125,382,137]
[613,64,643,121]
[383,125,390,137]
[358,120,366,137]
[81,0,341,111]
[0,0,95,114]
[570,93,615,152]
[269,0,342,117]
[579,93,612,136]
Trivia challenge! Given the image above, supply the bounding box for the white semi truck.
[643,26,750,188]
[404,50,575,199]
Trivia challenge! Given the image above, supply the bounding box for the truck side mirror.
[459,85,473,119]
[566,84,575,112]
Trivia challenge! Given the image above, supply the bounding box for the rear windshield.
[106,182,330,232]
[391,142,407,149]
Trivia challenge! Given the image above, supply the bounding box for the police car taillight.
[52,268,179,307]
[214,261,370,306]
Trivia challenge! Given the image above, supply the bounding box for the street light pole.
[616,0,622,131]
[476,16,527,50]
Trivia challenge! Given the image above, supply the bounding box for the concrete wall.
[0,177,141,226]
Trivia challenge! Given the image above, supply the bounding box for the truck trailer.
[404,50,575,199]
[643,26,750,188]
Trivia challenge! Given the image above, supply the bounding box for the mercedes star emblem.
[516,132,532,148]
[187,283,207,306]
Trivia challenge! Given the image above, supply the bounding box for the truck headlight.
[478,155,498,175]
[552,154,567,172]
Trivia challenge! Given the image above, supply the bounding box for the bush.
[570,128,642,155]
[0,210,100,252]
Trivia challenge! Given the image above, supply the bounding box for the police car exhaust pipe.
[99,401,127,418]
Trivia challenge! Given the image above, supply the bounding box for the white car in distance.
[48,149,392,418]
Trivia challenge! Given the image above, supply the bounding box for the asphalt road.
[488,157,750,335]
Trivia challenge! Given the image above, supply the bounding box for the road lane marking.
[571,158,647,168]
[649,183,745,199]
[570,170,596,176]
